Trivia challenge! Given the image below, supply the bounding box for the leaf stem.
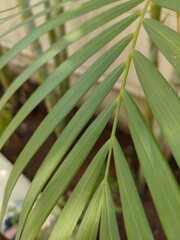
[112,0,151,137]
[55,0,70,97]
[104,0,151,178]
[0,45,17,107]
[177,12,180,33]
[104,142,113,180]
[0,46,11,91]
[150,3,161,67]
[43,0,62,68]
[0,5,19,14]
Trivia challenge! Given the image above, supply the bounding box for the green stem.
[0,46,11,90]
[44,0,71,132]
[0,5,19,14]
[104,142,113,181]
[144,3,161,128]
[0,45,17,108]
[55,0,70,97]
[177,12,180,33]
[113,0,151,136]
[104,0,151,179]
[0,67,10,91]
[150,3,161,67]
[43,0,61,67]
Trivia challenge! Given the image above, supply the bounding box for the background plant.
[0,0,180,239]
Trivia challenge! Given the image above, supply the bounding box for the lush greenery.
[0,0,180,239]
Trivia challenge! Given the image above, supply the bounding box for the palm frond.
[0,0,179,239]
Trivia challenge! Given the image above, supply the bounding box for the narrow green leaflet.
[0,13,139,110]
[19,102,116,240]
[123,91,180,240]
[143,18,180,73]
[133,51,180,166]
[15,65,125,240]
[152,0,180,11]
[100,182,121,240]
[75,184,104,240]
[49,143,109,240]
[113,138,153,240]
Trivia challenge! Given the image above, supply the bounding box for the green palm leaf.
[75,183,104,240]
[133,50,180,166]
[113,138,153,240]
[153,0,180,11]
[143,18,180,73]
[100,182,121,240]
[123,91,180,239]
[0,1,179,239]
